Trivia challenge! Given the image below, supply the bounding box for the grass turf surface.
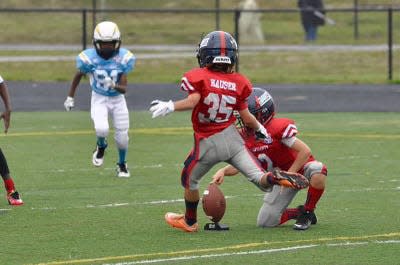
[0,111,399,265]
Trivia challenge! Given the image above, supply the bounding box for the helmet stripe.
[95,27,102,38]
[255,95,261,108]
[112,25,118,37]
[219,31,226,56]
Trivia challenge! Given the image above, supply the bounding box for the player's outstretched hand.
[0,110,10,134]
[255,123,271,142]
[149,100,174,118]
[64,96,74,111]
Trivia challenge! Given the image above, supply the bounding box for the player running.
[149,31,309,232]
[64,21,135,177]
[0,75,23,205]
[213,87,327,230]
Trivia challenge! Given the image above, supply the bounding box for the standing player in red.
[0,75,23,206]
[150,31,308,232]
[213,88,327,230]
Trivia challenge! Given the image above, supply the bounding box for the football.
[202,183,226,223]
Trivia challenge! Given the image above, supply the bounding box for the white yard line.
[103,245,317,265]
[2,185,396,212]
[100,240,400,265]
[33,233,400,265]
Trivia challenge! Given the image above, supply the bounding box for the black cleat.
[92,146,107,167]
[310,211,317,225]
[116,163,130,178]
[96,147,105,159]
[293,205,315,230]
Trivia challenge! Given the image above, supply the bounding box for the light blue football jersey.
[76,48,135,97]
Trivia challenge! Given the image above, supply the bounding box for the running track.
[8,81,400,112]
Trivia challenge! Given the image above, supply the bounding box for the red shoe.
[165,212,198,232]
[7,191,24,206]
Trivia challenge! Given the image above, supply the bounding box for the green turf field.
[1,111,399,265]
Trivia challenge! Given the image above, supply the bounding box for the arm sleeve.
[282,136,297,147]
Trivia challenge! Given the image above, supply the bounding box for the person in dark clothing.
[0,75,23,206]
[298,0,325,42]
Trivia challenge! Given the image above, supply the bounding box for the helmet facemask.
[234,111,255,139]
[253,105,275,125]
[94,40,121,60]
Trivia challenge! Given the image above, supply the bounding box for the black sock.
[0,148,10,179]
[185,200,199,226]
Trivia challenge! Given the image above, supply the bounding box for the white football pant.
[256,161,326,227]
[90,92,129,150]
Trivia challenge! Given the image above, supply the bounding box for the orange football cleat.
[165,212,198,232]
[270,170,309,190]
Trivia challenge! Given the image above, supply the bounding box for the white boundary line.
[101,240,400,265]
[102,245,318,265]
[34,236,400,265]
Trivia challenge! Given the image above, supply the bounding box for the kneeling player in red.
[213,88,327,230]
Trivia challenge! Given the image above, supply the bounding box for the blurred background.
[0,0,399,83]
[1,0,399,45]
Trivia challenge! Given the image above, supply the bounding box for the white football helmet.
[93,21,121,59]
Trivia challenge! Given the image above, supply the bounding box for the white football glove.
[104,77,115,89]
[64,96,74,111]
[149,100,175,118]
[255,122,270,141]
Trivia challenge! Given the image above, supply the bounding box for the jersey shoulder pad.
[227,72,252,99]
[268,118,297,139]
[76,49,96,73]
[119,48,135,64]
[180,68,204,92]
[184,67,204,82]
[234,72,251,85]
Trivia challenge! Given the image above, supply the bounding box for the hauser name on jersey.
[210,79,237,91]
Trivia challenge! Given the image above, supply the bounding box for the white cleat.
[117,163,130,178]
[92,146,106,167]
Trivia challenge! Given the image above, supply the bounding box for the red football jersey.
[243,117,315,174]
[181,67,252,139]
